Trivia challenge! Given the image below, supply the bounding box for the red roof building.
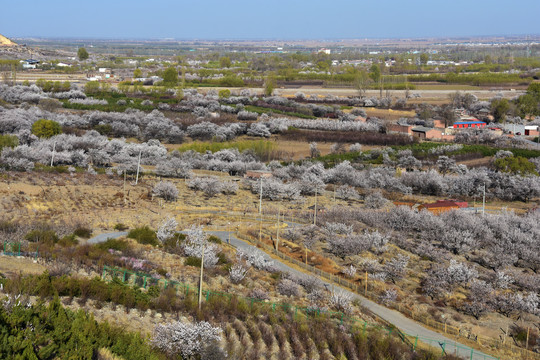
[421,199,468,214]
[453,121,486,129]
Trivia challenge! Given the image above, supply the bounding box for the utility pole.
[135,150,142,185]
[50,141,56,167]
[275,207,280,251]
[259,178,263,242]
[198,241,205,311]
[482,182,486,216]
[227,222,231,244]
[123,170,127,205]
[365,271,368,296]
[313,186,318,226]
[259,178,263,214]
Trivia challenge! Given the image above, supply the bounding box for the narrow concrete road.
[209,231,492,360]
[90,230,495,359]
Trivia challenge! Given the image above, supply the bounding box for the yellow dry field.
[0,256,47,276]
[273,139,382,160]
[0,171,351,233]
[364,108,416,120]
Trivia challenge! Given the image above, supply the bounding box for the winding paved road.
[89,230,495,359]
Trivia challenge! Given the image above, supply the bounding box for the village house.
[20,59,39,69]
[412,126,446,140]
[452,120,486,129]
[420,199,468,214]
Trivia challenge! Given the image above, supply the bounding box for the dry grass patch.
[0,256,47,276]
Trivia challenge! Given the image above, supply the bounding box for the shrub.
[277,279,301,297]
[208,235,222,244]
[95,238,130,252]
[114,223,128,231]
[151,320,223,358]
[185,256,202,267]
[25,229,58,245]
[58,234,78,247]
[0,134,18,153]
[163,233,186,252]
[127,226,158,246]
[229,263,249,284]
[248,288,269,301]
[31,119,62,138]
[153,181,179,201]
[73,227,92,239]
[364,192,388,209]
[218,89,231,98]
[329,289,353,314]
[94,124,113,135]
[38,98,62,111]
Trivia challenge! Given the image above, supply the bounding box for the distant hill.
[0,34,17,46]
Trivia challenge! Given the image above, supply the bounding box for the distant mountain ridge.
[0,34,17,46]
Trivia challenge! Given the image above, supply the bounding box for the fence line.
[1,241,39,260]
[234,231,539,360]
[178,207,535,359]
[102,265,498,360]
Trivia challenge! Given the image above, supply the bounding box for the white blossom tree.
[151,320,223,358]
[153,181,179,201]
[157,216,178,243]
[183,225,219,268]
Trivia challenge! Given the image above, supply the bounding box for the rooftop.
[454,121,485,125]
[412,126,436,132]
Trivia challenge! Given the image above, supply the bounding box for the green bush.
[0,296,161,359]
[0,220,17,233]
[95,238,130,252]
[73,227,92,239]
[0,134,18,152]
[31,119,62,138]
[127,226,158,246]
[494,156,538,176]
[58,234,78,247]
[219,75,244,87]
[217,253,230,265]
[25,229,59,245]
[185,256,202,267]
[218,89,231,98]
[208,235,222,244]
[163,233,186,251]
[114,223,129,231]
[93,124,113,135]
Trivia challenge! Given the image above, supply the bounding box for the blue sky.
[1,0,538,39]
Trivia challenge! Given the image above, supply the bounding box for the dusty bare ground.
[273,139,382,160]
[0,171,353,232]
[0,256,47,277]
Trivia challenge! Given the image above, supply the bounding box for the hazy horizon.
[7,34,540,42]
[2,0,539,40]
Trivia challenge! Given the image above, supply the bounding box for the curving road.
[89,230,495,359]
